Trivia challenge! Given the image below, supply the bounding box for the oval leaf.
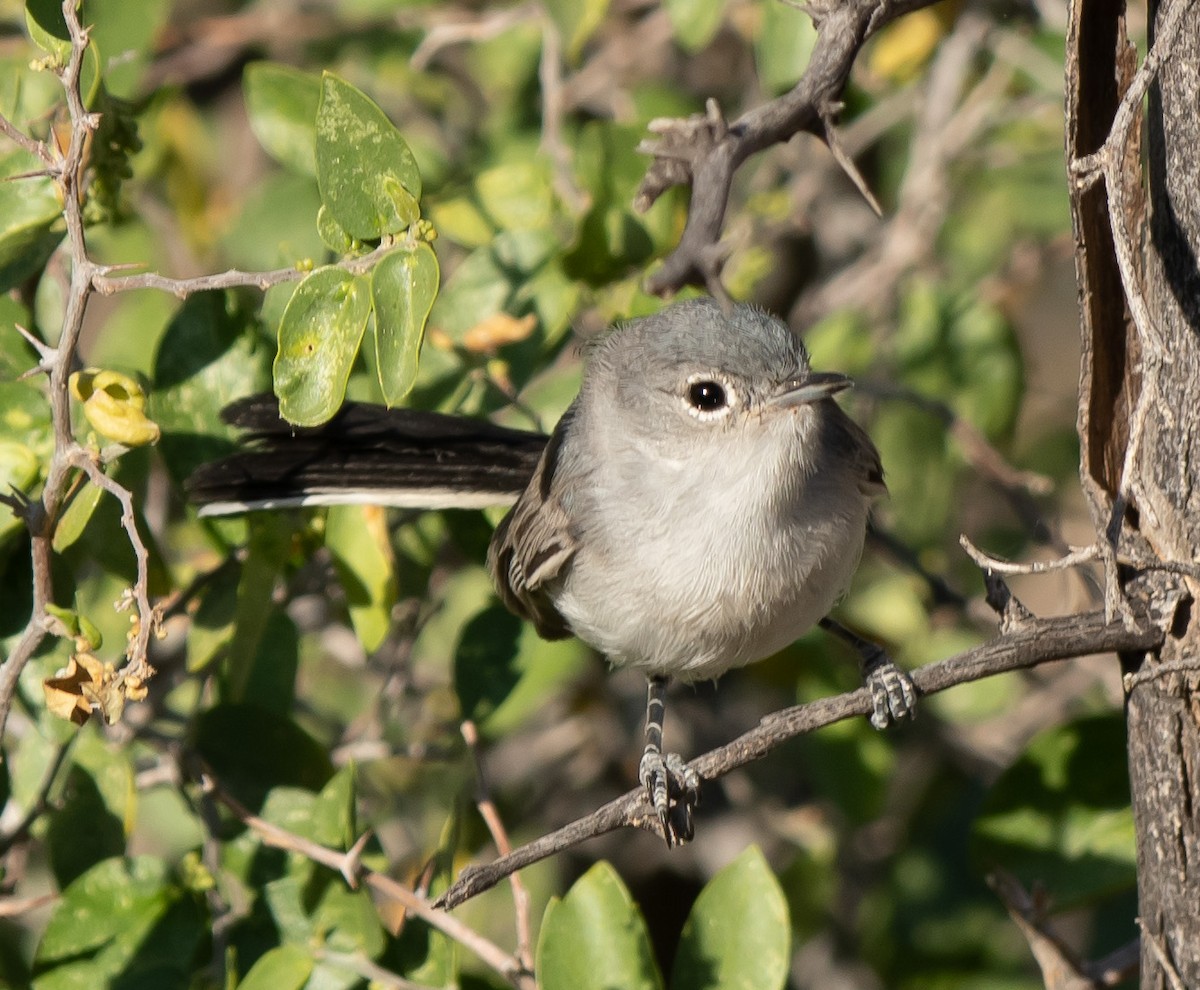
[326,504,396,653]
[371,242,440,405]
[670,846,790,990]
[315,73,422,240]
[244,62,321,175]
[238,945,313,990]
[274,266,372,426]
[972,714,1135,908]
[537,862,661,990]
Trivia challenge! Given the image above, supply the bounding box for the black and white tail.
[186,395,548,516]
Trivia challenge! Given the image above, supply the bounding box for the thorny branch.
[197,768,536,990]
[438,606,1163,909]
[0,2,154,744]
[635,0,946,298]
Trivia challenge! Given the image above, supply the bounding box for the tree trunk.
[1069,0,1200,984]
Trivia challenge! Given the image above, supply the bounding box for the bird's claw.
[639,749,702,846]
[864,651,918,729]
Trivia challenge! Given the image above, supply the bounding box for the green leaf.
[87,0,173,99]
[151,291,271,485]
[537,862,662,990]
[24,0,69,61]
[972,714,1136,908]
[754,0,818,94]
[371,242,440,405]
[0,439,41,545]
[315,73,422,240]
[193,704,334,810]
[36,857,188,973]
[311,766,358,850]
[45,765,127,888]
[317,204,356,254]
[427,248,512,339]
[244,62,322,175]
[544,0,611,60]
[666,0,727,52]
[475,159,555,231]
[670,847,790,990]
[454,605,523,725]
[325,504,397,653]
[274,266,372,426]
[50,480,104,553]
[0,148,63,293]
[237,946,313,990]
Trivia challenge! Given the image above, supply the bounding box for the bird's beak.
[769,371,853,407]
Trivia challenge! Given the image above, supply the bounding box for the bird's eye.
[687,380,727,412]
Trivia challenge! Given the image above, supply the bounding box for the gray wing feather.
[486,407,579,640]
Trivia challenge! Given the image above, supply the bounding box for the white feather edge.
[197,488,519,517]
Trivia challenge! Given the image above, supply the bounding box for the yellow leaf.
[868,8,948,82]
[70,368,162,447]
[461,313,537,353]
[43,652,107,725]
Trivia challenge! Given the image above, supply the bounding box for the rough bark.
[1126,0,1200,985]
[1069,0,1200,983]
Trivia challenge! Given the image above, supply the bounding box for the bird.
[188,297,916,844]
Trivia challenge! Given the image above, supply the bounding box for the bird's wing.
[486,407,580,640]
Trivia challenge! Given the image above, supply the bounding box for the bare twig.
[314,949,436,990]
[410,2,539,71]
[0,0,105,745]
[989,870,1139,989]
[438,607,1162,909]
[198,771,535,990]
[1138,917,1186,990]
[461,720,533,970]
[91,244,395,298]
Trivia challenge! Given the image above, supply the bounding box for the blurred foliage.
[0,0,1133,988]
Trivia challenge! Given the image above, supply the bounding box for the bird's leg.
[818,617,917,728]
[637,675,702,846]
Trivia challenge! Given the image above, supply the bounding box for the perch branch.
[438,607,1162,909]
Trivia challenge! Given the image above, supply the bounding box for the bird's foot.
[638,748,702,847]
[862,645,918,729]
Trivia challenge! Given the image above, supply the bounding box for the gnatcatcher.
[190,298,917,844]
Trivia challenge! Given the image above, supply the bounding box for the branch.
[989,870,1139,989]
[91,243,395,298]
[197,770,535,990]
[636,0,945,297]
[438,608,1162,909]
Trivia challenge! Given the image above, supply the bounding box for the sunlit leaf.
[371,241,440,404]
[973,715,1136,908]
[754,0,818,94]
[315,73,422,240]
[244,62,321,175]
[237,946,313,990]
[273,266,372,425]
[538,862,661,990]
[326,504,396,653]
[544,0,611,60]
[670,846,790,990]
[70,368,161,447]
[666,0,727,52]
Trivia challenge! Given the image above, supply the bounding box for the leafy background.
[0,0,1140,987]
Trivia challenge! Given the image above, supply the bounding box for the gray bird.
[190,298,916,844]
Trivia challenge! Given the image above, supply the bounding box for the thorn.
[821,117,883,217]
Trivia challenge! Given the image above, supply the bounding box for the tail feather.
[187,395,548,515]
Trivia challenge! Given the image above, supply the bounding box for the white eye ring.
[683,375,735,420]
